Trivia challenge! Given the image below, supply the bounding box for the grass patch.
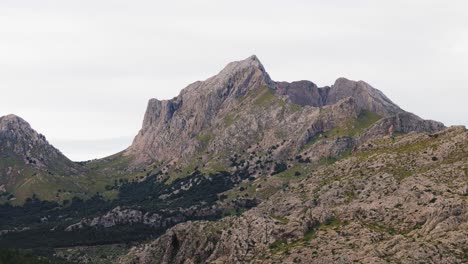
[289,103,302,112]
[201,161,228,175]
[271,214,289,225]
[275,163,311,179]
[0,249,51,264]
[393,139,435,154]
[253,87,276,107]
[195,132,214,156]
[269,218,344,254]
[350,110,383,135]
[323,110,382,138]
[223,113,237,127]
[316,146,353,166]
[364,222,398,235]
[197,133,213,148]
[393,167,413,181]
[269,239,288,251]
[55,244,129,264]
[301,110,382,152]
[166,161,198,184]
[317,110,382,138]
[84,152,133,172]
[223,207,246,217]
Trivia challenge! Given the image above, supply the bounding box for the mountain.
[125,55,443,170]
[0,115,82,202]
[0,56,464,264]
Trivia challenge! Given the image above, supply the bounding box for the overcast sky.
[1,0,467,161]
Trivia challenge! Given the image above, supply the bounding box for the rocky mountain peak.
[187,54,273,95]
[127,56,275,163]
[223,54,263,71]
[0,114,46,148]
[126,56,444,165]
[1,114,30,128]
[0,114,77,175]
[140,55,272,128]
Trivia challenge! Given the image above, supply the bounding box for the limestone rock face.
[325,77,402,116]
[275,77,402,117]
[275,80,328,107]
[126,55,274,164]
[125,56,444,166]
[368,112,445,135]
[65,206,184,231]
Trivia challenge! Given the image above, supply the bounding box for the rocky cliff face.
[126,55,274,164]
[276,77,401,116]
[125,56,443,167]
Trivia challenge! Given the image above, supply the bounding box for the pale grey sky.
[1,0,467,161]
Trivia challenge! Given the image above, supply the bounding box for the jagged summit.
[1,113,24,121]
[222,54,263,71]
[182,55,273,95]
[219,55,269,80]
[126,56,444,165]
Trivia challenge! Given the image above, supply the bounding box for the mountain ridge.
[0,56,445,203]
[125,55,443,166]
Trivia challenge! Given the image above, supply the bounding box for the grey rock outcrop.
[65,206,184,231]
[276,77,402,117]
[325,77,402,116]
[366,112,444,136]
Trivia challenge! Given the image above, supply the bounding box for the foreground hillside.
[119,126,468,263]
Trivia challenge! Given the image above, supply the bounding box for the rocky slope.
[119,126,468,264]
[0,114,82,202]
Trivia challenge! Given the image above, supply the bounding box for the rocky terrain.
[119,126,468,264]
[0,55,464,263]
